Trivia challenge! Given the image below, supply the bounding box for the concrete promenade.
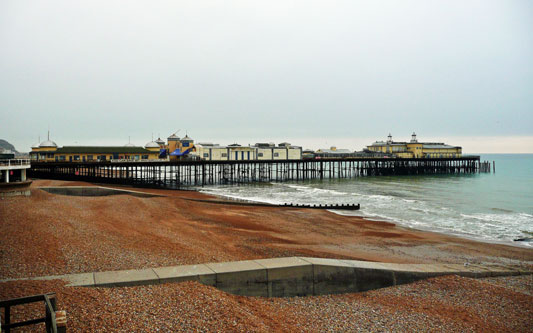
[4,257,531,297]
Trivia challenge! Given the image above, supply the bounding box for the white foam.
[199,181,533,248]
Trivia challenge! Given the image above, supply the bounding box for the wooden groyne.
[29,156,488,189]
[185,198,360,210]
[282,203,360,210]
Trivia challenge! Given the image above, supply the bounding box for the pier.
[29,156,489,189]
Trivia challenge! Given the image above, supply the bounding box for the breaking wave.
[200,175,533,248]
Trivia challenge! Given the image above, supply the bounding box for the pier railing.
[29,157,488,189]
[0,159,31,167]
[0,293,66,333]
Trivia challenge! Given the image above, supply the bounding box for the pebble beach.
[1,180,532,331]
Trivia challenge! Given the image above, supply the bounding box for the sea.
[199,154,533,248]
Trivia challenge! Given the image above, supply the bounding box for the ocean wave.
[200,190,283,205]
[460,213,533,224]
[490,207,514,213]
[407,207,434,214]
[199,179,533,247]
[283,184,347,196]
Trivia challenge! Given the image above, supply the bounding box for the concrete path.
[3,257,531,297]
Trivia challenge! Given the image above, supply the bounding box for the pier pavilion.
[367,133,462,158]
[30,136,161,162]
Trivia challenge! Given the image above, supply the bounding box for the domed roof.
[155,137,165,144]
[31,142,40,149]
[39,140,58,148]
[145,141,160,148]
[167,133,180,140]
[181,135,193,141]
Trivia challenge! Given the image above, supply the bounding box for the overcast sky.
[1,0,532,152]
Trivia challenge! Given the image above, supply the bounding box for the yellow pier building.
[366,133,462,158]
[30,136,161,162]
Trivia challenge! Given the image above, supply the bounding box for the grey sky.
[1,0,532,152]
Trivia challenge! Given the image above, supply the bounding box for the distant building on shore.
[366,133,462,158]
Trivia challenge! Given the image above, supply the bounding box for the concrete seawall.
[0,180,32,197]
[15,257,530,297]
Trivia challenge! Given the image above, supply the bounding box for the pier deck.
[29,156,487,189]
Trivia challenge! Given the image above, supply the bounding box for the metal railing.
[0,293,66,332]
[110,158,169,163]
[0,159,31,167]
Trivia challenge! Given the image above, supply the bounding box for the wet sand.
[1,179,532,331]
